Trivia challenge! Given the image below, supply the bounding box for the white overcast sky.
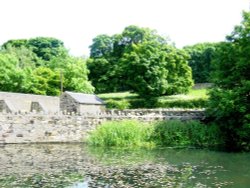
[0,0,249,56]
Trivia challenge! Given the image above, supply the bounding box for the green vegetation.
[87,120,222,148]
[0,37,94,95]
[0,171,84,188]
[88,25,193,97]
[99,88,208,109]
[87,120,154,147]
[206,11,250,151]
[152,121,222,148]
[184,43,217,83]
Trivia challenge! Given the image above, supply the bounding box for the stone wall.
[60,92,79,113]
[0,109,205,144]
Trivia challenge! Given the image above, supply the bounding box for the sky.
[0,0,249,56]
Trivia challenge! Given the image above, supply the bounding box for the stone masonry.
[0,109,205,144]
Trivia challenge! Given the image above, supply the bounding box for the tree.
[121,41,192,97]
[206,11,250,151]
[2,45,41,68]
[0,53,25,92]
[3,37,67,63]
[0,37,94,95]
[63,57,94,93]
[89,34,114,58]
[30,67,61,96]
[88,25,193,96]
[27,37,66,61]
[184,43,217,83]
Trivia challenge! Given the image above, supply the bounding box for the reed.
[87,120,222,148]
[87,120,154,147]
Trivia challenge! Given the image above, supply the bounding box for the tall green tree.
[121,41,192,97]
[207,11,250,151]
[88,25,193,96]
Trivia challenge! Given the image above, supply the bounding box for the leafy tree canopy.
[88,25,193,97]
[0,37,94,95]
[206,11,250,151]
[184,43,218,83]
[3,37,67,62]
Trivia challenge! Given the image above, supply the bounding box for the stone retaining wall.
[0,109,205,144]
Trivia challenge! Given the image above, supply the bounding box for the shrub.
[157,98,207,109]
[105,99,131,110]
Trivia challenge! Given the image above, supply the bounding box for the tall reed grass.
[152,120,222,148]
[87,120,222,148]
[87,120,154,147]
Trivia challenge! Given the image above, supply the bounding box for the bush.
[87,120,154,147]
[105,98,208,109]
[156,98,207,109]
[105,99,131,110]
[128,98,207,109]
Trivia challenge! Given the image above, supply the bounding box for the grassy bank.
[98,88,209,109]
[87,120,222,149]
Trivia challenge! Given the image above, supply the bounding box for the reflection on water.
[0,144,250,187]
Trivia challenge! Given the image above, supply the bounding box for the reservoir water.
[0,144,249,187]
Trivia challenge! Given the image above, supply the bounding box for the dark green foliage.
[156,98,207,109]
[121,42,193,97]
[184,43,217,83]
[105,99,131,110]
[88,25,193,96]
[27,37,66,61]
[2,39,28,49]
[3,37,66,62]
[206,11,250,151]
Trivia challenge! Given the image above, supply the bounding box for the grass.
[87,120,154,147]
[87,120,223,148]
[98,91,138,100]
[98,88,209,109]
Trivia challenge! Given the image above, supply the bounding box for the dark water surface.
[0,144,249,187]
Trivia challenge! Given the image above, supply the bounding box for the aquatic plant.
[87,120,154,147]
[152,120,222,148]
[87,120,222,148]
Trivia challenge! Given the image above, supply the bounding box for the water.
[0,144,249,187]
